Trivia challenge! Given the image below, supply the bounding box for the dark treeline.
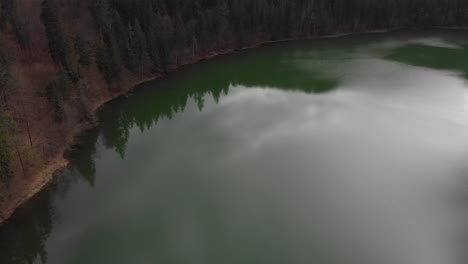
[86,0,468,82]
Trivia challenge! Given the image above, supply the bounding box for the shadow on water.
[0,163,94,264]
[386,44,468,79]
[67,128,101,187]
[0,190,53,264]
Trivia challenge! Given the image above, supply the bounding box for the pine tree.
[96,37,123,83]
[0,38,10,92]
[146,12,162,72]
[156,14,174,72]
[216,0,230,45]
[41,0,67,65]
[75,35,91,67]
[58,64,72,97]
[88,0,113,34]
[124,19,151,73]
[65,36,81,83]
[0,0,15,31]
[46,80,64,123]
[174,14,187,63]
[0,130,11,181]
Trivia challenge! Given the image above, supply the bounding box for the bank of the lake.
[0,29,402,226]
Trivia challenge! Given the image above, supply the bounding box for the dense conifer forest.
[1,0,468,220]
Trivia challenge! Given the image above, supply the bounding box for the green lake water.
[2,31,468,264]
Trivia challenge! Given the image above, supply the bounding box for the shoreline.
[0,27,436,226]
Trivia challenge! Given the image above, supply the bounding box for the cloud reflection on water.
[3,32,468,264]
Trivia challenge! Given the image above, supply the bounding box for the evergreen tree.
[157,14,174,72]
[42,0,81,87]
[0,130,11,181]
[41,0,67,65]
[146,12,162,72]
[75,35,91,67]
[0,0,16,31]
[216,0,230,45]
[96,37,123,83]
[88,0,113,35]
[58,64,73,97]
[0,38,10,93]
[46,80,64,123]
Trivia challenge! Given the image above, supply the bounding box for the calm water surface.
[3,31,468,264]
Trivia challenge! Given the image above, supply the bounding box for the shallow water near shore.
[2,31,468,264]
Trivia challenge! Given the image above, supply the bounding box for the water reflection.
[97,45,346,159]
[386,44,468,79]
[2,31,468,264]
[0,184,55,263]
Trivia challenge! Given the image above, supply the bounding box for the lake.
[2,31,468,264]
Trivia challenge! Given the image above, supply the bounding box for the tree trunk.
[14,139,27,179]
[20,100,33,147]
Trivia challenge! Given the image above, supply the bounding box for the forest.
[1,0,468,218]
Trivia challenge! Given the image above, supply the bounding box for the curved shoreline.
[0,27,439,226]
